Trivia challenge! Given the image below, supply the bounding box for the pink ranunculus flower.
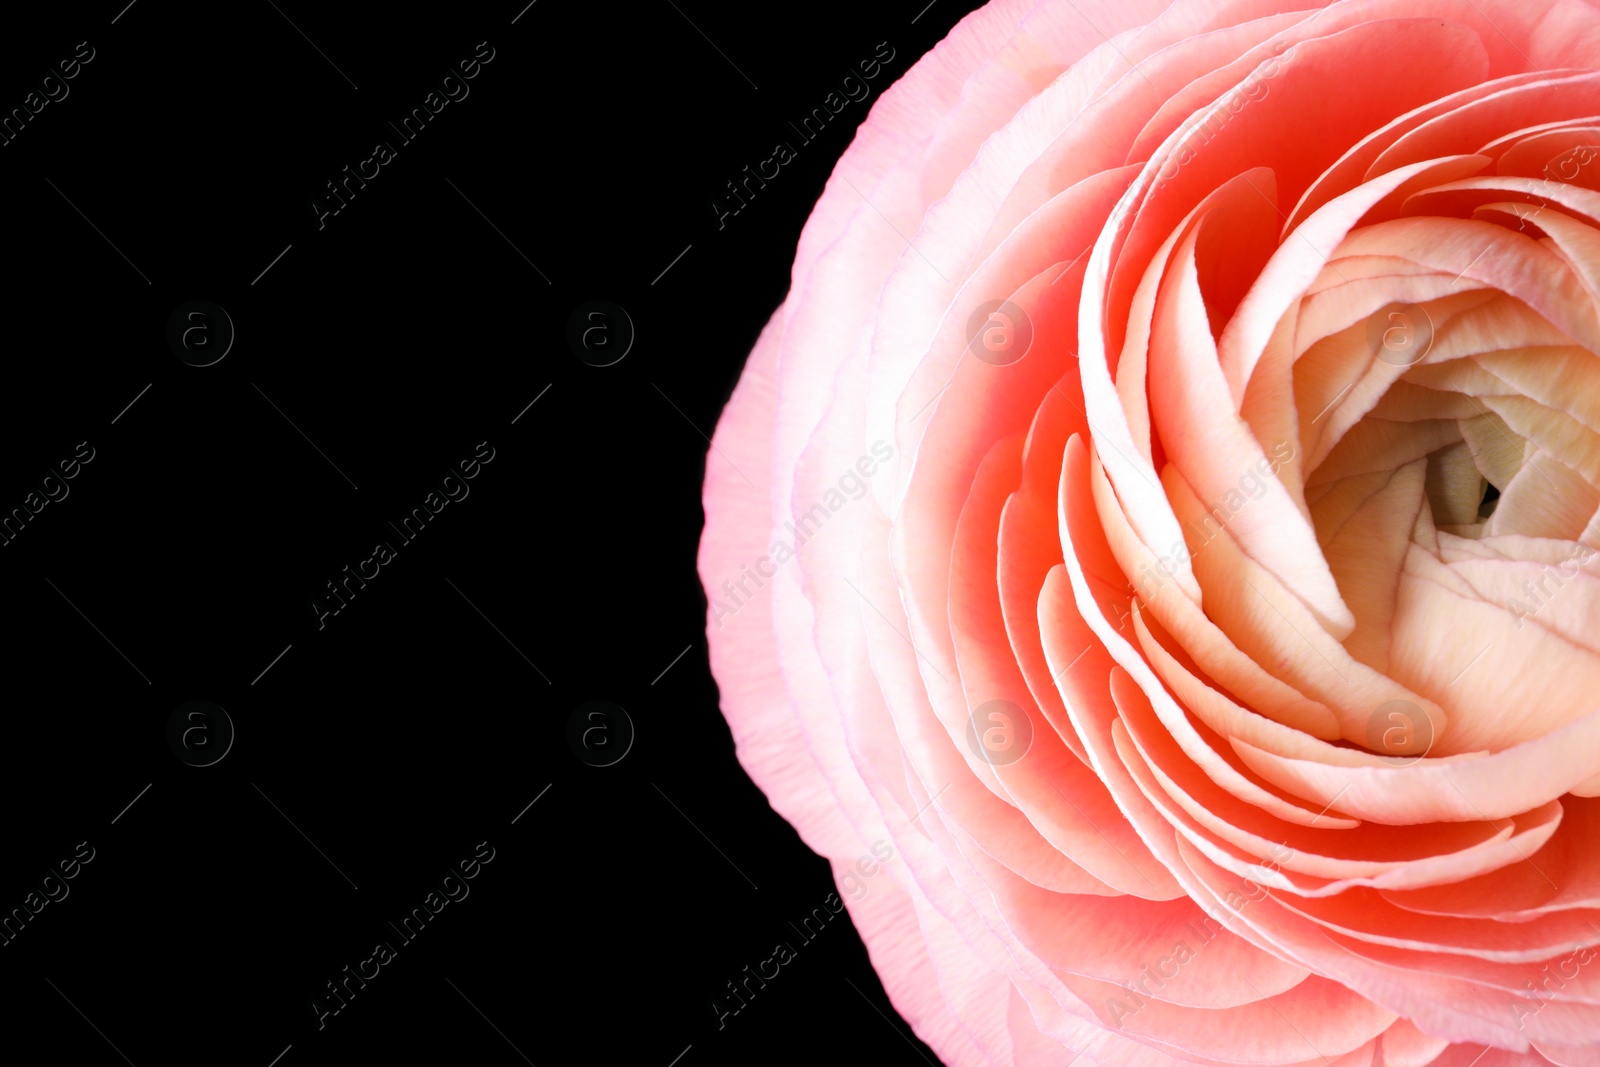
[698,0,1600,1063]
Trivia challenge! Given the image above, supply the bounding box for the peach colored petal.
[1083,440,1343,739]
[1370,72,1600,178]
[1230,708,1600,824]
[1147,179,1360,636]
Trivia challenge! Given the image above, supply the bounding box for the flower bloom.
[700,1,1600,1063]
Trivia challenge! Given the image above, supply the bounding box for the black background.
[0,1,987,1064]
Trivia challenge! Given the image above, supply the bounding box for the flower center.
[1283,202,1600,755]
